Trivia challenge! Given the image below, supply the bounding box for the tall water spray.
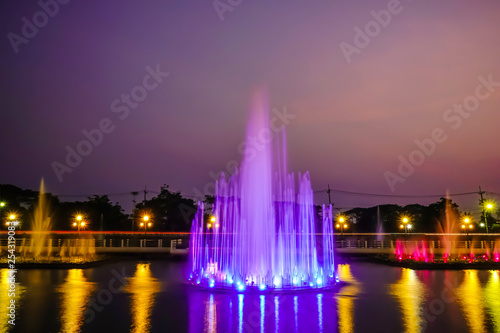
[189,92,336,290]
[23,179,96,262]
[30,179,52,258]
[376,205,384,242]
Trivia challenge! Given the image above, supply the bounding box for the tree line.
[1,184,498,233]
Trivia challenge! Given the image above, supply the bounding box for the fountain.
[390,199,500,268]
[376,206,384,242]
[189,91,336,291]
[12,179,98,266]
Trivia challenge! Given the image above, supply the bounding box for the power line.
[313,188,478,198]
[33,187,500,202]
[57,192,135,198]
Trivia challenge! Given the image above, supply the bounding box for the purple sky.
[1,0,500,214]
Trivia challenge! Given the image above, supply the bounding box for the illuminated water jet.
[189,92,336,291]
[17,179,97,264]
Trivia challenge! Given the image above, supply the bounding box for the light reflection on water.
[390,268,426,333]
[238,293,244,333]
[8,262,500,332]
[455,270,486,333]
[205,293,217,333]
[484,271,500,332]
[317,293,323,332]
[336,264,360,333]
[0,269,25,332]
[122,263,161,333]
[57,269,95,333]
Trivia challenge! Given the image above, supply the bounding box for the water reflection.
[187,264,360,332]
[293,295,298,332]
[317,293,323,332]
[204,294,217,333]
[238,294,244,333]
[260,295,265,333]
[336,264,360,333]
[57,269,95,333]
[0,269,25,332]
[455,270,486,333]
[274,296,279,333]
[484,271,500,332]
[390,269,426,333]
[123,263,161,333]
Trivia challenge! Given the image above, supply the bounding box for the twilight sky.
[1,0,500,214]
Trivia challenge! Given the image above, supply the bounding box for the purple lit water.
[189,92,335,291]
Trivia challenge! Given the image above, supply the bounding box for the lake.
[2,259,499,332]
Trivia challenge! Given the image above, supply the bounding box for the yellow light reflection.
[390,269,426,333]
[0,269,25,332]
[123,263,161,333]
[455,270,486,333]
[483,271,500,332]
[57,269,95,333]
[336,264,360,333]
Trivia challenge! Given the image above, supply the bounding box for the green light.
[0,202,5,207]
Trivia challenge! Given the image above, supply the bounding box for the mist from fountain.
[28,179,51,258]
[437,199,460,262]
[376,206,384,242]
[189,91,336,290]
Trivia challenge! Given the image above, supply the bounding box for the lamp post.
[461,217,473,249]
[6,213,18,227]
[399,216,412,235]
[210,216,219,228]
[140,215,152,234]
[335,215,348,242]
[483,201,494,234]
[207,216,220,230]
[72,214,87,234]
[461,217,473,235]
[73,215,85,233]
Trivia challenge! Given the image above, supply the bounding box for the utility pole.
[132,191,138,231]
[479,186,488,233]
[327,184,331,205]
[143,185,148,204]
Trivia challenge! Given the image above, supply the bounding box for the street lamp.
[335,215,348,238]
[400,216,412,234]
[73,214,87,233]
[0,202,5,208]
[461,216,473,236]
[210,216,219,228]
[141,215,152,234]
[6,213,20,228]
[483,200,495,234]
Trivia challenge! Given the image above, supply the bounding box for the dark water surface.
[2,259,499,332]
